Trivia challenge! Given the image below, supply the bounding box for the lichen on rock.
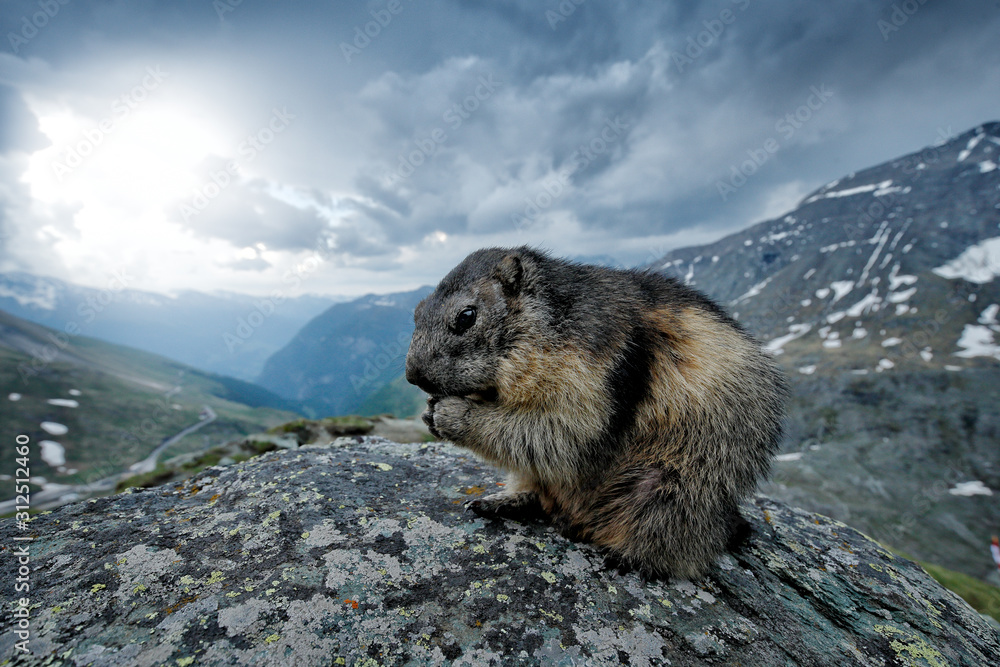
[2,436,998,665]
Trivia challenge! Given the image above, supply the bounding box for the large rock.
[3,437,998,666]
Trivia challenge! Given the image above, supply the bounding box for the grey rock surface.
[3,437,998,666]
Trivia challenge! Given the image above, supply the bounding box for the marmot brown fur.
[405,246,786,579]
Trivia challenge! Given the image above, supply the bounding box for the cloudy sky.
[0,0,997,298]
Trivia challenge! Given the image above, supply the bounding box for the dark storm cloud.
[326,0,999,252]
[1,0,997,287]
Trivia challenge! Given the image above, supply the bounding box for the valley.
[0,309,301,498]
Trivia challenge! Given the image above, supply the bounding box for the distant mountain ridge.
[255,286,433,418]
[0,272,336,381]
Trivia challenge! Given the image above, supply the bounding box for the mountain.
[0,272,336,381]
[255,287,433,418]
[649,122,999,355]
[647,121,1000,583]
[0,307,301,497]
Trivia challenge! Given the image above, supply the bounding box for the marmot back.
[405,246,787,579]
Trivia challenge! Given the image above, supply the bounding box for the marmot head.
[406,247,538,400]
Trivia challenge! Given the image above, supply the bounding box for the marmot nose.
[405,360,442,395]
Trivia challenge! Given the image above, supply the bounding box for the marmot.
[405,246,787,579]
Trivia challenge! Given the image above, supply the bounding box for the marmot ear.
[496,254,523,297]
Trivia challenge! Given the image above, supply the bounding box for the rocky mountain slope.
[0,308,300,496]
[255,287,432,418]
[648,121,1000,584]
[0,272,335,381]
[649,121,1000,367]
[2,436,997,666]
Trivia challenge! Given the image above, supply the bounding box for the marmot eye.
[453,307,477,334]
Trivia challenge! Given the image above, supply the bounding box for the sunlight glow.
[19,98,267,291]
[28,103,224,210]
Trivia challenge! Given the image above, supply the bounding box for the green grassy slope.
[1,310,301,492]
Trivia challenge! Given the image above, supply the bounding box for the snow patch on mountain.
[818,326,837,340]
[845,291,882,317]
[765,324,811,355]
[829,281,854,303]
[957,134,984,162]
[948,481,993,497]
[40,441,66,467]
[954,325,1000,360]
[820,240,857,253]
[804,179,894,204]
[932,237,1000,283]
[857,222,892,286]
[874,184,910,197]
[761,230,796,244]
[0,281,59,310]
[888,287,917,303]
[41,422,69,436]
[732,277,773,305]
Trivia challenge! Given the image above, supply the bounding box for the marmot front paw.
[423,396,471,442]
[466,490,546,522]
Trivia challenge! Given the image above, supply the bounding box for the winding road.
[1,405,217,514]
[129,405,217,474]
